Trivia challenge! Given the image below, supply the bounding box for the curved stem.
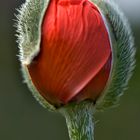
[59,101,95,140]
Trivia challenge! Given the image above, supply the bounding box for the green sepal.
[15,0,56,111]
[15,0,50,65]
[92,0,136,110]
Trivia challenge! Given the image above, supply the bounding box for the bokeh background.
[0,0,140,140]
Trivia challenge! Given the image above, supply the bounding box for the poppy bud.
[16,0,135,110]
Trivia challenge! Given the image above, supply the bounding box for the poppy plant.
[16,0,135,140]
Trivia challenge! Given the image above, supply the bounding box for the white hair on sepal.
[15,0,50,65]
[15,0,56,111]
[91,0,136,110]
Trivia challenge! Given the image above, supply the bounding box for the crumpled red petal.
[27,0,112,105]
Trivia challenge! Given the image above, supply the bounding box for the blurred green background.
[0,0,139,140]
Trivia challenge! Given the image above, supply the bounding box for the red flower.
[27,0,112,106]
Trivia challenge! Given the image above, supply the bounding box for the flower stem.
[59,101,95,140]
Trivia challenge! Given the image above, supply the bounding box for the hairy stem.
[59,101,95,140]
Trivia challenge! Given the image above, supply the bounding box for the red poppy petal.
[72,54,112,102]
[27,0,112,105]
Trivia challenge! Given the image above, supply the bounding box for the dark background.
[0,0,140,140]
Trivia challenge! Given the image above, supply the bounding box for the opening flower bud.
[17,0,135,109]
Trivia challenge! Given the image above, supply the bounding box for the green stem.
[59,101,95,140]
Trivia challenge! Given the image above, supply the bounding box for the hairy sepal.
[16,0,49,65]
[16,0,56,110]
[92,0,136,110]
